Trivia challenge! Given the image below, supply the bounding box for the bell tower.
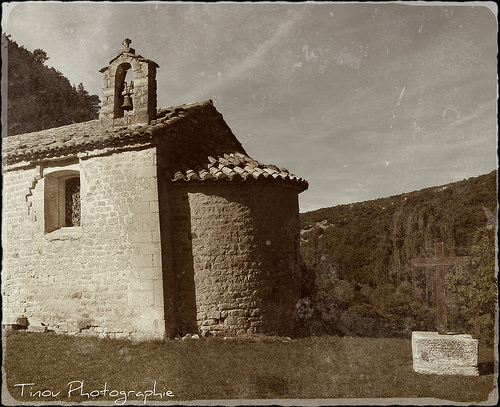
[99,39,159,130]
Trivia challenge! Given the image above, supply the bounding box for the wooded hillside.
[299,171,497,344]
[4,34,100,137]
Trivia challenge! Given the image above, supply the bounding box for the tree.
[446,226,497,344]
[33,48,49,64]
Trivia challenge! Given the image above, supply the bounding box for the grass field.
[2,331,497,404]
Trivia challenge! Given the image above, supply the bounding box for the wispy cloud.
[180,10,304,102]
[3,3,496,211]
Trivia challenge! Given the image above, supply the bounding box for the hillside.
[299,171,497,343]
[4,34,100,137]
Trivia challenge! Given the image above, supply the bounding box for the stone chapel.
[2,39,308,339]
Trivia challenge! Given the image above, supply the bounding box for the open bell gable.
[99,38,159,130]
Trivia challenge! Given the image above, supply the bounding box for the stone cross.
[122,38,132,51]
[412,241,471,335]
[120,38,135,55]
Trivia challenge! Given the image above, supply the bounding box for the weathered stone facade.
[2,148,165,339]
[2,40,308,340]
[167,183,302,337]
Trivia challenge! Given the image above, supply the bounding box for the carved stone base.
[412,331,479,376]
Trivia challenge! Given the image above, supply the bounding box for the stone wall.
[166,182,302,337]
[3,136,304,340]
[1,147,165,339]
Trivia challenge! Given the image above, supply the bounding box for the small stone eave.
[171,175,309,193]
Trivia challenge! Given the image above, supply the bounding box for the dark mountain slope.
[299,171,497,343]
[4,34,100,137]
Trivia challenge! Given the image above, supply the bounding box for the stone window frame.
[44,166,83,239]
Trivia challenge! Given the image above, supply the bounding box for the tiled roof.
[2,100,308,191]
[172,152,308,189]
[2,101,210,164]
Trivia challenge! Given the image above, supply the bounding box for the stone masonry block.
[139,243,161,255]
[153,318,166,336]
[132,267,162,280]
[135,166,157,178]
[129,201,151,214]
[140,189,158,202]
[149,201,159,213]
[128,279,154,292]
[412,331,479,376]
[128,231,153,243]
[152,254,162,267]
[133,213,160,232]
[130,254,154,268]
[151,230,161,243]
[153,280,164,307]
[127,290,154,307]
[27,319,48,333]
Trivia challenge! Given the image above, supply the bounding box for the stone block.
[129,201,151,214]
[133,267,162,280]
[151,230,161,243]
[133,213,160,232]
[140,189,158,202]
[128,231,153,243]
[128,279,154,292]
[127,290,154,307]
[130,254,153,268]
[139,243,161,255]
[135,166,157,179]
[152,253,162,267]
[27,319,48,333]
[412,331,479,376]
[149,201,159,213]
[152,280,164,307]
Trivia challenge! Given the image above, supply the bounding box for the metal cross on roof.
[412,241,471,335]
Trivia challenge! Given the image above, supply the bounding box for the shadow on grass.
[255,375,289,398]
[478,361,495,376]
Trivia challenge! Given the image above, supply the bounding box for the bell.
[121,95,133,111]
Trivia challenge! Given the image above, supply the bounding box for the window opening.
[44,170,81,233]
[65,177,81,226]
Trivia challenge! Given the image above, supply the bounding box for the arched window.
[44,170,81,233]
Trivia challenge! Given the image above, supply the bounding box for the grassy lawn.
[2,331,497,404]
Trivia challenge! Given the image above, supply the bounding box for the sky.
[2,1,498,212]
